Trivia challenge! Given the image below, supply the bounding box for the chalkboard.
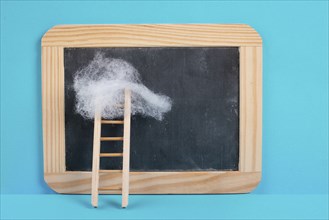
[42,24,262,194]
[64,47,239,172]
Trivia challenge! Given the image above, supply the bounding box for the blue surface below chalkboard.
[1,195,328,219]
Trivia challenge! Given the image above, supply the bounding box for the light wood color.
[101,120,124,124]
[99,170,122,173]
[91,109,101,207]
[91,89,132,208]
[45,171,261,194]
[100,137,124,141]
[42,46,65,173]
[42,24,262,47]
[99,153,123,157]
[42,24,262,194]
[99,187,121,191]
[239,47,262,172]
[122,89,132,207]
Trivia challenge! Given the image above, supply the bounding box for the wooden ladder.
[91,89,131,208]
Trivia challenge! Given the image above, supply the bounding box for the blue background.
[1,0,328,219]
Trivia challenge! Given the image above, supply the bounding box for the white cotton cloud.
[73,52,172,120]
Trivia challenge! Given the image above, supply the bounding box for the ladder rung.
[100,137,124,141]
[101,120,124,124]
[99,187,121,191]
[99,170,122,173]
[100,153,123,157]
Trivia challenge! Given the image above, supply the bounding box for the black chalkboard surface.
[64,47,239,171]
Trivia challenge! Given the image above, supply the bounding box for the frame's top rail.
[42,24,262,47]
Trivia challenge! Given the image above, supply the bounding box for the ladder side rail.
[91,109,102,207]
[122,88,132,208]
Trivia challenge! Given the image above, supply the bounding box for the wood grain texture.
[239,46,262,172]
[45,171,261,194]
[42,24,262,47]
[42,24,262,194]
[42,46,65,173]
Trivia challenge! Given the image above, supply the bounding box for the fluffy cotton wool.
[73,52,172,120]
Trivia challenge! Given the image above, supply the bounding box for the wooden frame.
[42,24,262,194]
